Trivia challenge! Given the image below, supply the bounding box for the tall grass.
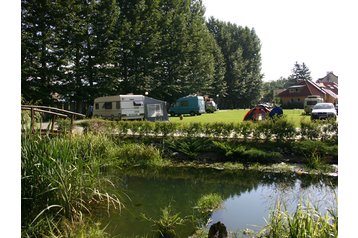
[258,199,338,238]
[21,133,122,236]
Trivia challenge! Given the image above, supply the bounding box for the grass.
[258,199,338,238]
[169,109,310,127]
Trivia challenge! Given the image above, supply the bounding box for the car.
[310,103,337,120]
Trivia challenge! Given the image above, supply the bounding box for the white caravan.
[93,95,145,120]
[304,95,324,114]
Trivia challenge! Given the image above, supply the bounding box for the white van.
[93,95,145,120]
[304,95,324,114]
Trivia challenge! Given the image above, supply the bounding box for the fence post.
[51,115,56,134]
[70,115,74,134]
[31,107,35,134]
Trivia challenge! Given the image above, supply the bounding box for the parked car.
[310,103,337,120]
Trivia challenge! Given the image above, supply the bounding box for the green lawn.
[169,109,310,127]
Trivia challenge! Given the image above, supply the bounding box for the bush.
[270,116,296,141]
[113,143,163,167]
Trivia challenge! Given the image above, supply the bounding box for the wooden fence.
[21,105,86,134]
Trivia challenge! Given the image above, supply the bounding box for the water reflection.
[99,167,337,237]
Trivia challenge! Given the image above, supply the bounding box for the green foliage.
[193,193,223,228]
[21,134,122,236]
[207,17,263,108]
[22,0,229,106]
[112,143,164,167]
[142,205,185,238]
[57,118,71,133]
[21,110,42,131]
[213,141,282,163]
[300,119,322,140]
[194,193,223,215]
[258,199,338,238]
[290,61,312,81]
[293,140,338,160]
[167,138,213,160]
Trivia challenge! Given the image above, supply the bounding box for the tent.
[143,96,169,121]
[243,105,271,121]
[269,106,283,118]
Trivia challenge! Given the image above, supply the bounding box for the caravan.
[93,95,145,120]
[304,95,324,114]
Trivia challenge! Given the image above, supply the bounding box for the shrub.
[113,143,163,167]
[299,119,324,140]
[167,138,213,160]
[270,116,296,141]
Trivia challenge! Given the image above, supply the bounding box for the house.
[277,78,338,108]
[316,72,338,84]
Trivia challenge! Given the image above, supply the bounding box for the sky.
[202,0,356,82]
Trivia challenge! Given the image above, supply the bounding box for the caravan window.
[133,101,144,106]
[147,104,163,117]
[116,101,120,109]
[103,102,112,109]
[95,103,99,109]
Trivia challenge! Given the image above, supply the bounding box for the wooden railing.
[21,105,86,134]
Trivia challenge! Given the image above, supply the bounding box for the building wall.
[281,96,305,108]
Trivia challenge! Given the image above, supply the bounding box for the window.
[147,104,163,117]
[297,98,300,102]
[103,102,112,109]
[116,101,120,109]
[95,103,99,109]
[133,101,144,106]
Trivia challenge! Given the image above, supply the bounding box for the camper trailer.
[304,95,324,114]
[93,95,145,120]
[168,95,206,116]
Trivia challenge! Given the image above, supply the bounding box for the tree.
[207,18,263,108]
[290,61,312,82]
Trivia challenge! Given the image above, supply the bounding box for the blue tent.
[269,106,283,118]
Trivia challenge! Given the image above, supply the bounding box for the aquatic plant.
[193,193,223,228]
[21,133,122,236]
[258,199,338,238]
[142,205,185,238]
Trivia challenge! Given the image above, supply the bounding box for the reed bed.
[21,133,122,237]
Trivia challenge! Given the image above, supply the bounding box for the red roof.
[277,80,326,98]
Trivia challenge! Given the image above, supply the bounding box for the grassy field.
[169,109,310,127]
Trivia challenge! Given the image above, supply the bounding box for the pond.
[98,167,337,237]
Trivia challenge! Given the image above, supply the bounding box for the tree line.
[21,0,263,111]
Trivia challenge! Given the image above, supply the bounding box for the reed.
[258,199,338,238]
[21,133,122,236]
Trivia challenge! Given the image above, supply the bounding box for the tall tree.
[207,18,263,108]
[21,0,60,105]
[290,61,312,82]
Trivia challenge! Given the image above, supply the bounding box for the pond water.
[98,167,337,237]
